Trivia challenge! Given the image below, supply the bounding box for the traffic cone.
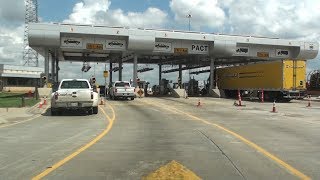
[43,96,47,105]
[197,99,201,107]
[238,89,242,106]
[261,88,264,103]
[100,98,104,105]
[307,95,311,107]
[271,100,277,113]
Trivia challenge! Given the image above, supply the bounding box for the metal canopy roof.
[28,23,319,67]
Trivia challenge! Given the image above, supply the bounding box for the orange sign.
[174,48,188,54]
[86,43,103,50]
[257,52,269,58]
[137,89,143,97]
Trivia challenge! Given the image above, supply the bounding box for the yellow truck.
[216,60,306,101]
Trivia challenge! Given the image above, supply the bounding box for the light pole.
[186,14,192,82]
[186,14,192,31]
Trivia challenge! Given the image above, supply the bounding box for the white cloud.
[169,0,226,30]
[0,25,25,65]
[0,0,25,24]
[64,0,167,28]
[226,0,320,38]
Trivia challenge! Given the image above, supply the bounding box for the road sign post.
[104,69,108,98]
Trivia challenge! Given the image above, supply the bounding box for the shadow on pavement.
[41,108,92,117]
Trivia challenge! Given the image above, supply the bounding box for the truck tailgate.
[57,89,92,102]
[116,87,134,93]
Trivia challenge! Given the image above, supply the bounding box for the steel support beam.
[109,62,113,85]
[119,60,123,81]
[162,64,209,73]
[133,54,138,87]
[55,58,59,82]
[178,64,182,88]
[210,58,215,90]
[159,64,162,86]
[51,53,55,83]
[44,48,49,87]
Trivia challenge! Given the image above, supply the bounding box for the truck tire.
[131,97,134,100]
[87,108,93,115]
[51,108,57,116]
[93,106,98,114]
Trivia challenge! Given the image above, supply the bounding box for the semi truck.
[216,60,306,101]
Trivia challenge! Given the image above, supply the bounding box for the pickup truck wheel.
[93,107,98,114]
[51,108,57,116]
[131,97,134,100]
[87,108,93,115]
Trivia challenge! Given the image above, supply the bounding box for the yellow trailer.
[216,60,306,101]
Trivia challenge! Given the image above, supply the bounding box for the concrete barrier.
[38,88,52,98]
[2,87,35,93]
[170,88,186,98]
[210,88,225,98]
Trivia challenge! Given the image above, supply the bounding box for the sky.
[0,0,320,85]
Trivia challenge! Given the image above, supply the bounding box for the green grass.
[0,92,40,108]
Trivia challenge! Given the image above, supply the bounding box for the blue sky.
[39,0,171,24]
[38,0,80,22]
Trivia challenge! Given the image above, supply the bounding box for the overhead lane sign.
[235,47,249,56]
[61,37,83,48]
[106,40,126,50]
[276,49,289,57]
[190,44,209,54]
[154,42,172,52]
[174,48,188,54]
[86,43,103,50]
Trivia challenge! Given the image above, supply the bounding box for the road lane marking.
[142,160,201,180]
[0,129,91,170]
[32,103,115,180]
[142,99,311,180]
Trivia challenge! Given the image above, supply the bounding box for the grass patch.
[0,92,39,108]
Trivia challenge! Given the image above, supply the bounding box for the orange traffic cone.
[197,99,201,107]
[100,98,104,105]
[307,95,311,107]
[238,89,243,106]
[43,96,47,105]
[271,100,277,113]
[261,88,264,103]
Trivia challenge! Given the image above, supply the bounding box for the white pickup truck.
[51,79,99,115]
[109,81,135,100]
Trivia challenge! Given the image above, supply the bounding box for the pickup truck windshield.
[115,82,130,87]
[60,81,89,89]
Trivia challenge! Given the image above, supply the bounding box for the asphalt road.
[0,97,319,180]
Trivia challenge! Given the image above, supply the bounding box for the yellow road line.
[142,99,310,180]
[32,104,115,180]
